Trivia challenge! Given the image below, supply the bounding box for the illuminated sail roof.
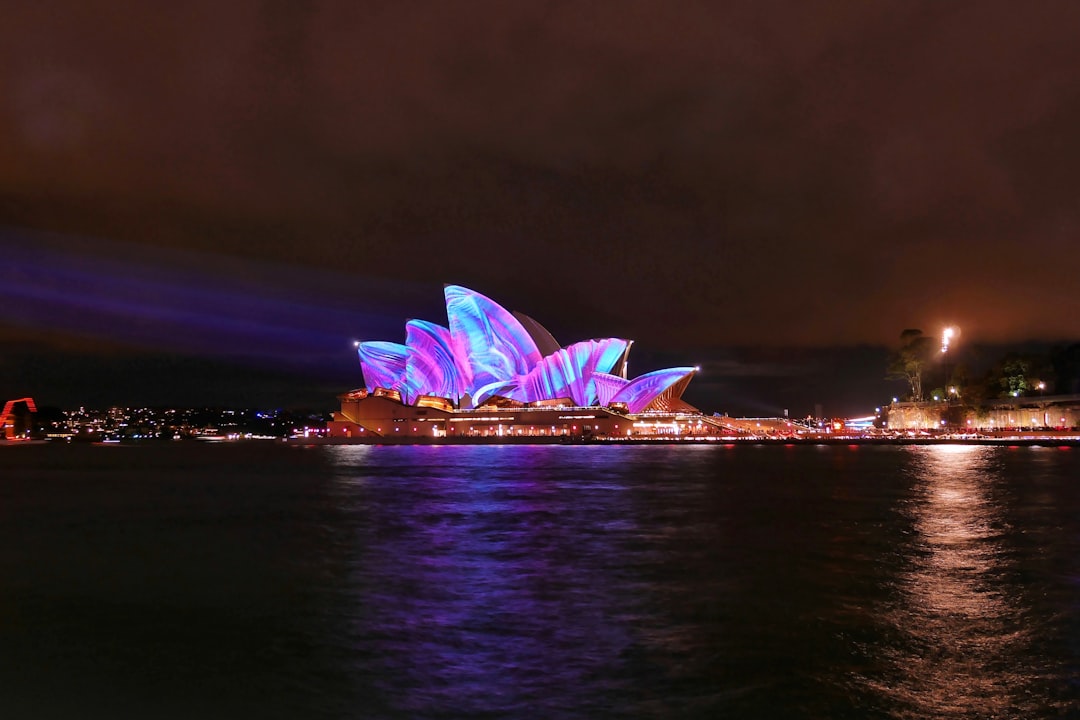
[444,284,541,393]
[356,286,695,412]
[592,372,631,407]
[473,338,630,407]
[609,367,697,414]
[357,341,407,394]
[403,320,463,406]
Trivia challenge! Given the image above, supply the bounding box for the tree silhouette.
[887,329,934,401]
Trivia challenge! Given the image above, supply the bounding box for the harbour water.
[1,443,1078,718]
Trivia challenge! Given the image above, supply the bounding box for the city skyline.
[3,2,1080,415]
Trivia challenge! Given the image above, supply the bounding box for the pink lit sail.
[473,338,628,406]
[609,367,697,413]
[582,339,632,403]
[592,372,630,406]
[471,378,521,406]
[404,320,462,405]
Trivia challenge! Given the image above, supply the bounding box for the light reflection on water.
[2,443,1078,718]
[320,444,1080,718]
[325,445,655,717]
[871,445,1050,718]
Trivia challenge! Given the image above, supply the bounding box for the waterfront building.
[1,397,37,440]
[329,286,714,440]
[886,394,1080,433]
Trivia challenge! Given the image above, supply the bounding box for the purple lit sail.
[474,338,628,406]
[403,320,462,405]
[592,372,630,407]
[582,339,632,403]
[357,341,408,393]
[609,367,697,413]
[354,286,697,412]
[444,285,542,397]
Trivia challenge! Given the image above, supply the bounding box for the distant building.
[329,286,711,440]
[886,395,1080,432]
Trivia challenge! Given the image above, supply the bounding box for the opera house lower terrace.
[329,285,724,441]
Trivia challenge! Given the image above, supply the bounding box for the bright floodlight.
[941,326,956,353]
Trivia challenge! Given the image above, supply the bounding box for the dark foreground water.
[1,443,1079,719]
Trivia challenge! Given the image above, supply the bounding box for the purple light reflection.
[328,445,647,716]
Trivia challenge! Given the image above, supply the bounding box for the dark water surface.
[1,443,1078,718]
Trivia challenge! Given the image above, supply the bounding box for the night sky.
[3,1,1079,416]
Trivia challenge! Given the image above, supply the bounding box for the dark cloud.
[2,1,1079,409]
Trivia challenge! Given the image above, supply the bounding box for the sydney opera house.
[328,285,720,440]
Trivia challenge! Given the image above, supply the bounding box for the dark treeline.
[887,330,1080,403]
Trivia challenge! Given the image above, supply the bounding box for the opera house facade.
[329,285,716,440]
